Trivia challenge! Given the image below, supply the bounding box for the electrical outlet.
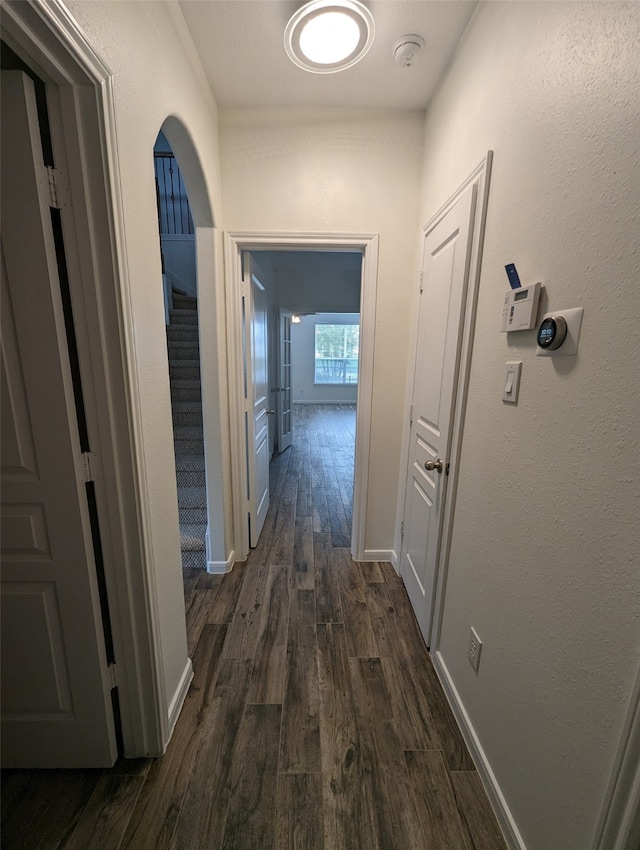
[468,627,482,673]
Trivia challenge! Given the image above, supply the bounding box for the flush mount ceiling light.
[285,0,375,74]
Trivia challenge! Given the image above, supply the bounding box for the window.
[314,323,359,384]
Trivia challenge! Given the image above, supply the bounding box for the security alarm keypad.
[500,281,541,332]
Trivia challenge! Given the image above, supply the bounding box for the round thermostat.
[537,315,568,350]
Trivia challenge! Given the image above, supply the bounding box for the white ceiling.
[178,0,477,110]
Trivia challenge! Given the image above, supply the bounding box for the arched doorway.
[157,118,230,575]
[154,131,205,569]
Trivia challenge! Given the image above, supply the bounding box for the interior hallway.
[1,405,506,849]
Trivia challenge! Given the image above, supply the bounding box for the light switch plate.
[502,361,522,404]
[536,307,584,356]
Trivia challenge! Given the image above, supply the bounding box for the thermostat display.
[537,316,567,350]
[536,307,584,357]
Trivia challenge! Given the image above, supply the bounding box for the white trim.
[433,650,526,850]
[361,549,395,564]
[191,224,229,572]
[166,658,193,741]
[593,661,640,850]
[223,231,379,562]
[1,0,168,756]
[207,547,236,575]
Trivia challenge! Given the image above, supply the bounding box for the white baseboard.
[167,657,193,741]
[207,550,235,574]
[361,549,394,563]
[390,549,399,571]
[432,650,527,850]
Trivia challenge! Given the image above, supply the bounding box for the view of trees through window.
[314,323,359,384]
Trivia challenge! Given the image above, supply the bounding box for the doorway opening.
[153,131,206,570]
[224,233,379,563]
[249,251,362,551]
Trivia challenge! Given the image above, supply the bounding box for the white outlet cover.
[536,307,584,356]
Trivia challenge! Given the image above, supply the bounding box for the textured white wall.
[418,4,640,849]
[64,0,224,718]
[220,107,424,552]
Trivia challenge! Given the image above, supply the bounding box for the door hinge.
[108,663,118,689]
[241,251,247,281]
[38,164,69,210]
[47,166,60,208]
[77,451,99,483]
[419,270,424,293]
[400,520,405,537]
[409,404,413,424]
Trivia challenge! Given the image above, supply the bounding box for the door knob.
[424,458,444,473]
[266,409,276,415]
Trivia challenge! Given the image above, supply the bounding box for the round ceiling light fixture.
[284,0,375,74]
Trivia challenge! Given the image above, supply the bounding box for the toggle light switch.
[502,361,522,404]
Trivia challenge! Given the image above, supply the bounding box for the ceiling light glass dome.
[285,0,375,74]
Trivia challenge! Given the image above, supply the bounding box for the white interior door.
[400,183,477,646]
[0,71,117,767]
[243,256,270,546]
[277,308,293,453]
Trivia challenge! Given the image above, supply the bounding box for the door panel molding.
[224,232,379,561]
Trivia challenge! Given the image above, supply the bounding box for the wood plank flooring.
[1,405,507,850]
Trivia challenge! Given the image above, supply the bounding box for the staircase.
[166,291,207,569]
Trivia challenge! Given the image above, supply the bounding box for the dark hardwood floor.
[1,404,507,849]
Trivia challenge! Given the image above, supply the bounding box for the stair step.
[174,424,204,443]
[172,404,203,427]
[169,361,201,379]
[167,341,200,360]
[167,339,200,350]
[176,469,205,488]
[175,452,205,470]
[170,379,202,389]
[170,309,199,325]
[177,485,207,507]
[174,441,204,458]
[172,295,198,311]
[170,380,202,403]
[182,549,206,569]
[179,505,208,524]
[167,326,200,343]
[180,523,206,551]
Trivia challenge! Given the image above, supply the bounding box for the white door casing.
[243,256,270,546]
[277,308,293,453]
[399,182,477,647]
[224,232,378,563]
[0,71,118,767]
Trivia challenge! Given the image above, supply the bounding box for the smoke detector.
[393,34,424,68]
